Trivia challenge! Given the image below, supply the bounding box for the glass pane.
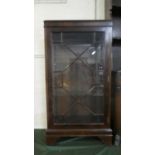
[52,32,105,124]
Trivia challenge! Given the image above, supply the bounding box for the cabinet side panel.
[44,28,54,128]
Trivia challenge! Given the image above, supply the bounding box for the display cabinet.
[44,20,112,145]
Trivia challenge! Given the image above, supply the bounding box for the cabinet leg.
[98,136,112,145]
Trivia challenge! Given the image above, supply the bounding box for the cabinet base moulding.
[46,129,113,145]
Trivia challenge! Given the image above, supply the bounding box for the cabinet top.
[44,20,112,28]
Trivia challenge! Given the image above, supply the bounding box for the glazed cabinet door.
[45,24,112,128]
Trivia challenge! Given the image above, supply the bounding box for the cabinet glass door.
[52,32,106,124]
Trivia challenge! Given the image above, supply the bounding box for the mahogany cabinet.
[44,20,113,145]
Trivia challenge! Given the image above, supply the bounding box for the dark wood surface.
[105,0,121,144]
[112,6,121,17]
[112,0,121,7]
[112,18,121,40]
[105,0,121,72]
[46,128,113,145]
[112,71,121,135]
[112,46,121,71]
[44,20,112,27]
[44,20,113,145]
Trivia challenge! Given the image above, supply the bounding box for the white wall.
[34,0,105,128]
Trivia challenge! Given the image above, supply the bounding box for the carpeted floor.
[34,129,121,155]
